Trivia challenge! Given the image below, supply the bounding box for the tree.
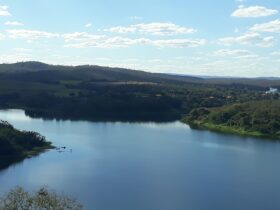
[0,187,83,210]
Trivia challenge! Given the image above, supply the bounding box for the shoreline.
[183,120,280,140]
[24,145,55,158]
[0,119,55,170]
[0,145,54,171]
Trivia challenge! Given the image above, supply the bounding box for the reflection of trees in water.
[0,157,23,171]
[25,108,180,123]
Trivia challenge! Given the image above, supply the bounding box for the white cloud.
[271,51,280,56]
[0,53,32,63]
[0,6,11,16]
[219,32,275,47]
[105,22,197,35]
[85,23,92,28]
[106,26,136,34]
[250,19,280,33]
[63,32,206,48]
[7,29,60,39]
[258,36,275,47]
[215,49,259,59]
[63,33,134,48]
[4,21,24,26]
[152,39,206,48]
[0,33,5,40]
[102,37,150,48]
[13,48,32,53]
[232,5,278,18]
[63,32,105,42]
[215,49,251,56]
[236,54,260,59]
[130,16,143,20]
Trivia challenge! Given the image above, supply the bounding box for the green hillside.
[184,100,280,139]
[0,62,278,122]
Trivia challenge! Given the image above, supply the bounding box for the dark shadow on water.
[0,150,51,172]
[188,123,280,142]
[24,109,181,123]
[0,157,24,171]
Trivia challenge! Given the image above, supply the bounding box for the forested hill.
[0,62,202,84]
[0,61,279,123]
[184,100,280,139]
[205,77,280,90]
[1,62,280,88]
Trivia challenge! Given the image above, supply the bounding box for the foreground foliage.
[0,187,83,210]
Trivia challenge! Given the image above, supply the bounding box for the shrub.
[0,187,83,210]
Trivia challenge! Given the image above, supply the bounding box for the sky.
[0,0,280,77]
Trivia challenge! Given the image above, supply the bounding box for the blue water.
[1,109,280,210]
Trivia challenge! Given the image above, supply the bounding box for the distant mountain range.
[0,61,203,84]
[0,61,279,88]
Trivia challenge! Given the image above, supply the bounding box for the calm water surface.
[1,109,280,210]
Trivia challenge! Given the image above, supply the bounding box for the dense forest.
[184,100,280,138]
[0,120,53,169]
[0,62,278,122]
[0,61,279,137]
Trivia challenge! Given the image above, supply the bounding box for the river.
[1,109,280,210]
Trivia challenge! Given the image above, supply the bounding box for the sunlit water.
[1,109,280,210]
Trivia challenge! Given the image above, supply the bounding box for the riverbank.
[183,119,280,140]
[0,145,53,171]
[182,100,280,140]
[0,120,54,170]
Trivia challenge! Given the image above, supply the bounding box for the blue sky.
[0,0,280,77]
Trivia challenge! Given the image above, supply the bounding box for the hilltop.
[0,61,203,84]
